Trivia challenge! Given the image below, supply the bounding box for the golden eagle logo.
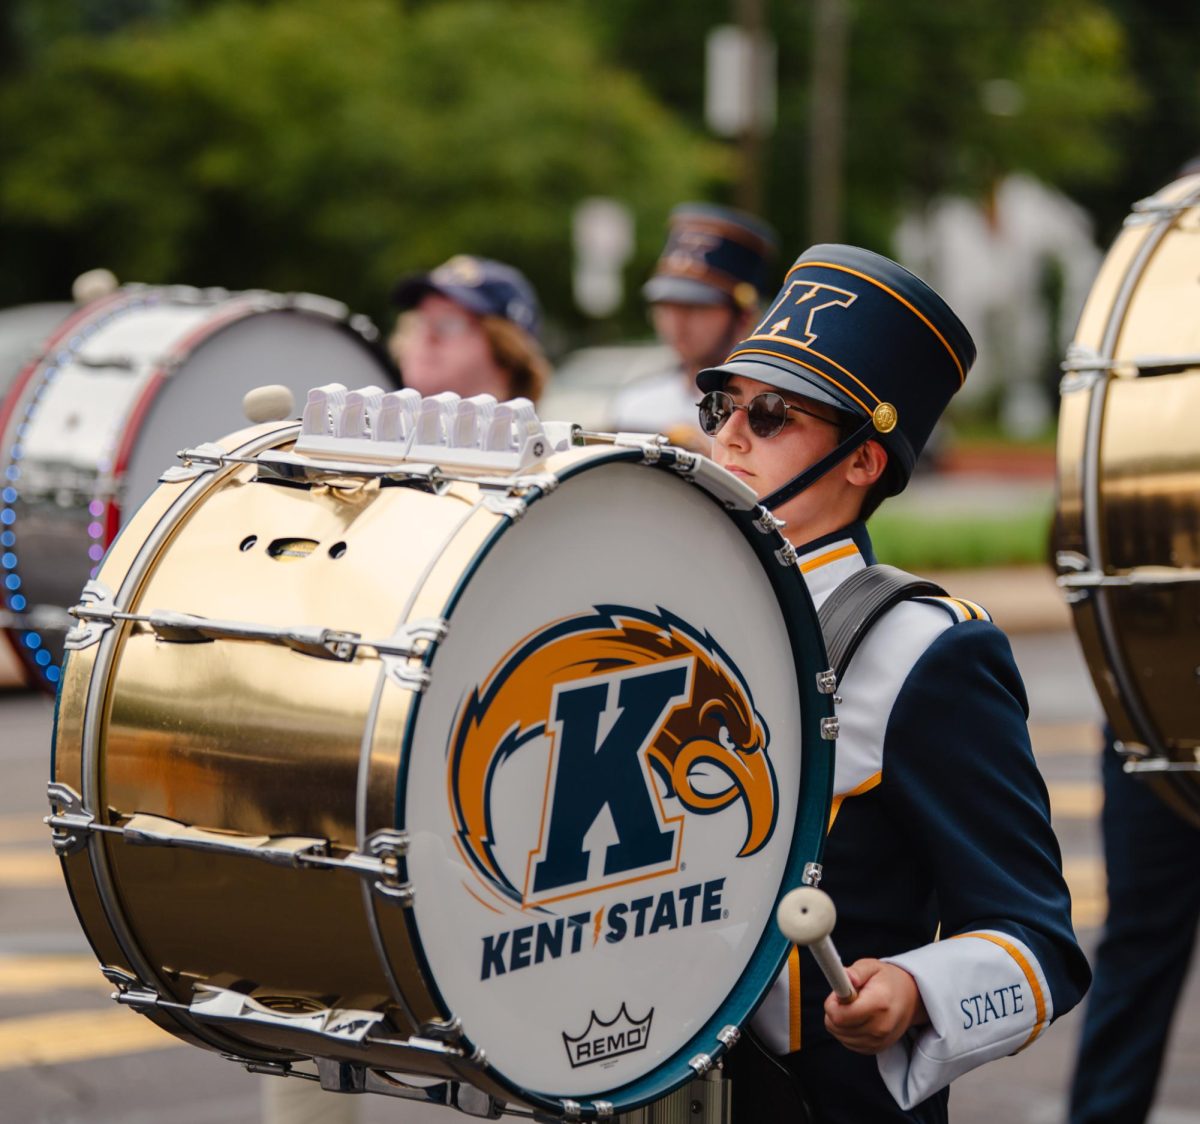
[447,606,777,906]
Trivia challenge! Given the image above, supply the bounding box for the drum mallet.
[243,384,297,424]
[776,886,858,1003]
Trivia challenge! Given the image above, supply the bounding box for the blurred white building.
[895,173,1102,437]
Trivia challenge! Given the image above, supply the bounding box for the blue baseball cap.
[392,255,542,340]
[698,244,976,492]
[643,203,778,311]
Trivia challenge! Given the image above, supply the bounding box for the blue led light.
[0,510,14,525]
[35,649,51,667]
[5,466,19,481]
[46,665,61,684]
[24,632,40,650]
[9,448,21,461]
[2,552,16,569]
[9,593,26,611]
[0,532,13,547]
[4,574,20,591]
[2,487,16,503]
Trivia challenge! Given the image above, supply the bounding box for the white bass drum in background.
[0,285,398,692]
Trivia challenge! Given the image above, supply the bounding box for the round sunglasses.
[697,389,841,439]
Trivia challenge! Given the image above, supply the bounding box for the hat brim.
[696,356,860,417]
[390,276,493,318]
[642,276,732,307]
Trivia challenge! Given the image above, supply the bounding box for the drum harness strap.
[719,566,946,1120]
[816,563,948,683]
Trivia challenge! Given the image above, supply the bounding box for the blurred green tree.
[577,0,1142,256]
[0,0,727,332]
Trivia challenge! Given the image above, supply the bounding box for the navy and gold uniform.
[748,523,1090,1121]
[698,244,1090,1120]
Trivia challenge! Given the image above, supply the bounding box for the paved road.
[0,629,1196,1123]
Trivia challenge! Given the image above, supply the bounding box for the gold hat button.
[733,282,758,310]
[872,402,898,433]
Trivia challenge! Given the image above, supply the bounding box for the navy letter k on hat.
[699,244,975,493]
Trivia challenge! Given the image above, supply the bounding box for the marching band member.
[609,203,777,447]
[389,254,551,404]
[699,244,1091,1122]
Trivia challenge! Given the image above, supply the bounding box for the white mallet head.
[242,384,296,424]
[776,886,837,946]
[72,268,119,305]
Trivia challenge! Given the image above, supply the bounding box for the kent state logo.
[447,606,778,908]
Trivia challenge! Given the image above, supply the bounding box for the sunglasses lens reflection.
[698,392,732,436]
[748,393,787,438]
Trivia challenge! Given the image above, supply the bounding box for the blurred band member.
[610,203,777,445]
[390,255,550,403]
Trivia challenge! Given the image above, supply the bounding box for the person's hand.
[823,959,928,1054]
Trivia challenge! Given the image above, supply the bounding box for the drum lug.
[688,1052,714,1076]
[382,663,433,693]
[160,441,228,482]
[45,781,96,856]
[418,1014,463,1042]
[815,668,837,695]
[802,862,824,888]
[64,580,117,651]
[820,716,839,741]
[102,965,185,1014]
[774,542,799,568]
[753,507,786,534]
[716,1024,740,1049]
[481,493,528,521]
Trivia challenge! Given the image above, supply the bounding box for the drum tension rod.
[66,599,449,666]
[45,782,415,903]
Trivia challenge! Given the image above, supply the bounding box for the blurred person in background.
[1067,728,1200,1124]
[609,203,777,446]
[389,254,551,403]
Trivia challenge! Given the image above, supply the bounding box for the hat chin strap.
[760,417,877,512]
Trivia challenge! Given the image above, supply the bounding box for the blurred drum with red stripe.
[0,285,397,692]
[0,300,76,688]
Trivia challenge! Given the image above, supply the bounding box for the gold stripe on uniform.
[828,771,883,831]
[787,945,802,1052]
[949,931,1048,1048]
[800,542,859,573]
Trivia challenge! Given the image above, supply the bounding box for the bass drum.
[49,400,834,1117]
[0,301,76,688]
[1055,171,1200,827]
[0,286,397,692]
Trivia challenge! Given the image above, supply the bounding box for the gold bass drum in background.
[1055,171,1200,828]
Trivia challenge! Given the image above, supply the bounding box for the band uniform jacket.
[751,522,1091,1120]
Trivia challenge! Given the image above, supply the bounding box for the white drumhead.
[403,459,805,1097]
[121,307,391,503]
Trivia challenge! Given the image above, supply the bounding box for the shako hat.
[698,243,975,495]
[643,203,778,311]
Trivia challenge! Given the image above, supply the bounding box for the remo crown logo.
[447,606,778,908]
